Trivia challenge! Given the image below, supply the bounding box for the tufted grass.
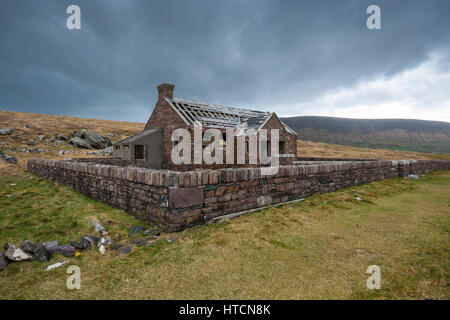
[0,169,449,299]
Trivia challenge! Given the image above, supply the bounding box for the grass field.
[1,167,449,299]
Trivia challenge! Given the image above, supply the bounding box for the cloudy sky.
[1,0,449,122]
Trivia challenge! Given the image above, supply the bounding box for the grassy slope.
[1,168,449,299]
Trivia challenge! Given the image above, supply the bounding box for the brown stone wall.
[28,158,450,231]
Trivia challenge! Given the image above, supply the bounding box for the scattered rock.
[0,150,18,164]
[21,240,36,253]
[86,146,113,156]
[44,260,69,271]
[80,235,100,250]
[119,246,132,255]
[92,221,107,234]
[81,237,93,250]
[14,147,48,154]
[110,244,124,251]
[0,128,14,135]
[43,241,60,249]
[33,244,52,262]
[129,226,145,238]
[27,138,36,146]
[59,150,67,155]
[47,246,75,257]
[0,251,9,271]
[408,174,419,180]
[70,241,84,250]
[4,243,33,261]
[56,134,70,141]
[37,135,45,142]
[166,237,178,244]
[99,245,106,255]
[99,236,113,247]
[130,239,150,247]
[143,228,160,237]
[107,132,121,138]
[90,236,100,246]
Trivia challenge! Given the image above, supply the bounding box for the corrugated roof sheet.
[167,97,297,135]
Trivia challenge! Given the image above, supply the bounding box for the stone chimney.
[157,83,175,100]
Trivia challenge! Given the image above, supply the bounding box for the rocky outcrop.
[69,136,93,149]
[0,128,14,135]
[69,130,112,149]
[86,146,113,156]
[0,150,17,164]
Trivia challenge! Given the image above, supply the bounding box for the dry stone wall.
[27,158,450,231]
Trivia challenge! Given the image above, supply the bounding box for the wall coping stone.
[27,158,450,188]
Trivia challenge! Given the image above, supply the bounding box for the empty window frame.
[279,141,286,154]
[135,145,144,160]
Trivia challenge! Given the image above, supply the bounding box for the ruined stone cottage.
[113,83,298,170]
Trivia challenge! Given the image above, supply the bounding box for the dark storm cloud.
[1,0,449,121]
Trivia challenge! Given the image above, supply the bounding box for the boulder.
[0,251,9,271]
[0,128,14,135]
[80,129,112,149]
[69,130,112,149]
[81,237,92,250]
[43,241,59,249]
[4,243,33,261]
[80,235,100,250]
[47,246,75,257]
[69,136,93,149]
[0,150,18,164]
[21,240,36,253]
[32,244,51,262]
[70,241,84,250]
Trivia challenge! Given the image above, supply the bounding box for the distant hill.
[280,116,450,154]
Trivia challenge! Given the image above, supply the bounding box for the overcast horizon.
[1,0,450,123]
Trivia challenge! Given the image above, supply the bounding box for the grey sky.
[1,0,449,122]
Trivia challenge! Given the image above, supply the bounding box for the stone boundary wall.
[27,158,450,231]
[66,158,146,167]
[296,157,377,161]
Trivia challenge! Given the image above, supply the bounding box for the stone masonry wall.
[27,158,450,231]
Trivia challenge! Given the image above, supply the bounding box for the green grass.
[0,170,449,299]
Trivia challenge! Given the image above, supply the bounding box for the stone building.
[113,83,297,170]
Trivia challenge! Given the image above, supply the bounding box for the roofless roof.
[167,97,297,135]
